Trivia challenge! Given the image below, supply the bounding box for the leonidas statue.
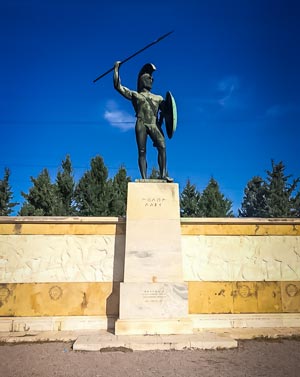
[113,61,177,182]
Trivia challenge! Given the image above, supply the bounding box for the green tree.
[180,179,201,217]
[55,155,75,215]
[74,155,110,216]
[200,177,233,217]
[108,166,131,216]
[292,191,300,217]
[0,168,18,215]
[265,160,300,217]
[239,176,267,217]
[19,169,58,216]
[149,167,160,179]
[239,160,300,218]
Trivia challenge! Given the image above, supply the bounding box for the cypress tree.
[74,155,109,216]
[19,169,58,216]
[0,168,18,215]
[239,160,300,217]
[55,155,75,215]
[239,176,267,217]
[108,166,131,216]
[265,160,299,217]
[292,191,300,217]
[149,167,160,179]
[200,177,233,217]
[180,179,201,217]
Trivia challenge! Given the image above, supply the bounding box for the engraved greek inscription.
[142,197,166,207]
[142,288,167,303]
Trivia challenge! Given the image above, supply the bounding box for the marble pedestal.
[115,182,192,335]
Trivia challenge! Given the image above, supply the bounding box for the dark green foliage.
[239,176,267,217]
[148,167,172,179]
[265,161,299,217]
[55,155,75,215]
[292,191,300,217]
[19,169,58,216]
[0,168,18,215]
[149,167,160,179]
[17,155,130,217]
[239,160,300,218]
[180,179,201,217]
[180,178,233,217]
[108,166,131,216]
[15,154,300,218]
[200,178,233,217]
[74,155,110,216]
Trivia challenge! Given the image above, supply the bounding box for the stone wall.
[0,217,299,330]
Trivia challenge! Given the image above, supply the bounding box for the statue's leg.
[157,146,166,178]
[157,146,173,182]
[147,123,173,182]
[135,123,147,179]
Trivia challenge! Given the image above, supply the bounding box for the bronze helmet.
[137,63,156,92]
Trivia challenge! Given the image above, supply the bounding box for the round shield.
[164,91,177,139]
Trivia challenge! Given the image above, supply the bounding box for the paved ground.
[1,337,300,377]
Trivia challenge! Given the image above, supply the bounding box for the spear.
[93,30,174,83]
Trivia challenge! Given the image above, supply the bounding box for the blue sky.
[1,0,300,215]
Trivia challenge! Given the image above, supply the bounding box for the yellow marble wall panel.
[232,282,258,313]
[181,224,300,236]
[0,283,16,316]
[1,219,299,236]
[256,282,282,312]
[188,282,296,314]
[2,281,300,316]
[281,282,300,312]
[0,282,119,317]
[0,223,125,235]
[189,282,233,314]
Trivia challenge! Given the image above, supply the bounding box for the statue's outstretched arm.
[113,61,133,100]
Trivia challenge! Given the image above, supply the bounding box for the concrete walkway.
[1,328,300,351]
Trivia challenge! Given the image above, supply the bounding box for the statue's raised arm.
[113,61,133,100]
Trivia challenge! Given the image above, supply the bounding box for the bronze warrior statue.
[113,61,176,182]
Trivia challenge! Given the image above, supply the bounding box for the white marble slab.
[0,235,125,283]
[124,182,183,282]
[182,235,300,281]
[2,233,299,284]
[119,282,188,319]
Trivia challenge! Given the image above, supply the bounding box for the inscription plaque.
[143,288,167,303]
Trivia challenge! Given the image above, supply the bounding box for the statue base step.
[115,318,193,336]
